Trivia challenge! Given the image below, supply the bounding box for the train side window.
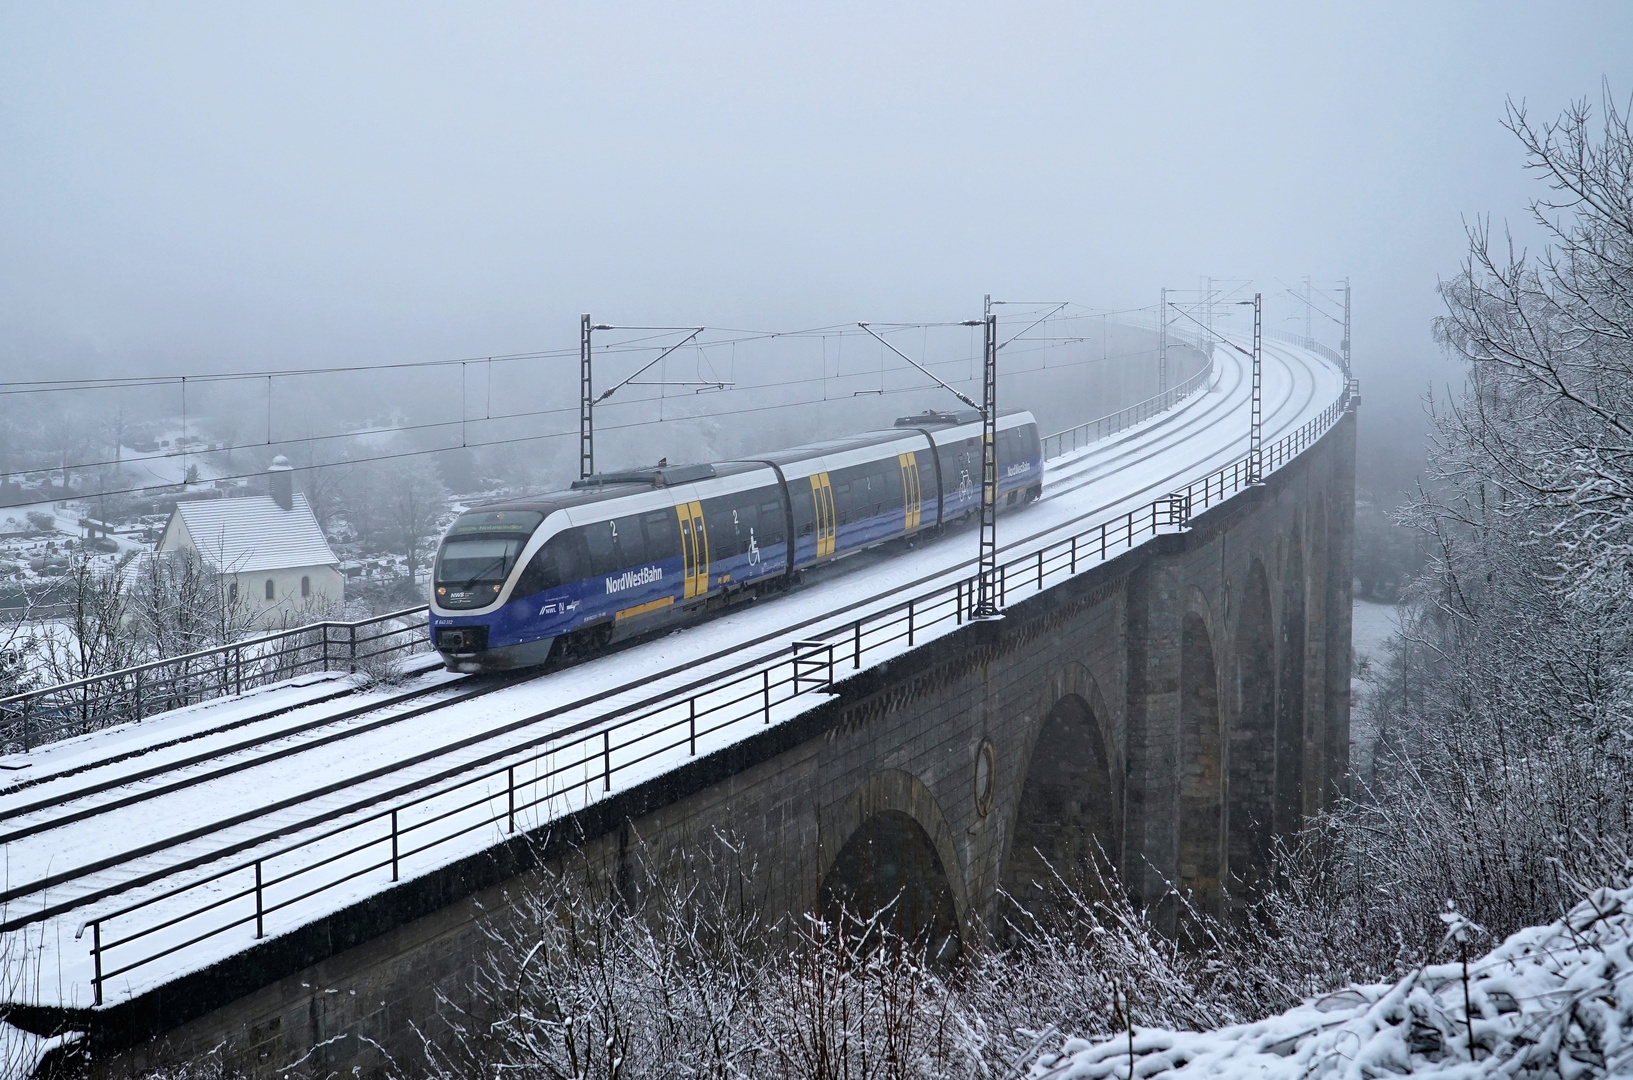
[832,480,854,525]
[515,533,584,598]
[614,515,648,566]
[876,462,901,515]
[515,546,560,598]
[732,499,758,555]
[641,510,679,563]
[703,497,737,556]
[585,520,620,576]
[791,480,815,536]
[757,499,785,545]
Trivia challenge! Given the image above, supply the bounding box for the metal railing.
[1267,328,1345,369]
[0,607,431,752]
[1041,353,1214,459]
[64,372,1356,1005]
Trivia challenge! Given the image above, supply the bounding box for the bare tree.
[367,460,449,580]
[1317,87,1633,948]
[125,548,256,658]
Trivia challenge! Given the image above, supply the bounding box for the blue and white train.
[428,409,1042,672]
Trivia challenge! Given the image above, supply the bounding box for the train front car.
[429,505,562,672]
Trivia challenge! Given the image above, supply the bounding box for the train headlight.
[436,586,446,596]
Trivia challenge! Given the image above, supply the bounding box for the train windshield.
[434,510,544,607]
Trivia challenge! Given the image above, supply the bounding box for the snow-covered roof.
[169,494,338,573]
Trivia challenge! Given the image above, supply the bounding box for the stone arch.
[819,770,966,960]
[1276,526,1307,839]
[1228,558,1276,892]
[1001,691,1117,927]
[1178,612,1222,915]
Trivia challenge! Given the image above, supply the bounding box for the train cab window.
[641,510,679,564]
[1024,424,1041,460]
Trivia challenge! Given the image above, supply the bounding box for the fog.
[2,2,1629,498]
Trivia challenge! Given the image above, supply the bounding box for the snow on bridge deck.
[0,339,1347,1011]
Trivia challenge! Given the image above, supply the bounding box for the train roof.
[455,408,1037,520]
[460,460,766,518]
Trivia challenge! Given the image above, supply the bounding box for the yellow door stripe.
[616,595,676,621]
[809,473,835,557]
[899,452,920,530]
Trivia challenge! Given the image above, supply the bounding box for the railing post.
[235,646,243,696]
[254,860,264,938]
[349,624,358,674]
[1100,522,1107,559]
[688,698,697,756]
[603,730,612,790]
[133,668,143,722]
[390,810,399,880]
[854,620,862,668]
[507,766,516,832]
[1000,564,1007,606]
[1037,548,1044,588]
[321,627,330,672]
[90,920,103,1005]
[763,669,771,724]
[907,600,914,646]
[956,581,963,624]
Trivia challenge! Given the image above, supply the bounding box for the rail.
[63,371,1357,1006]
[0,607,431,752]
[1041,353,1214,459]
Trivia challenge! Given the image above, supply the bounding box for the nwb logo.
[605,566,663,594]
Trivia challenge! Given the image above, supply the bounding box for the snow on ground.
[1030,885,1633,1078]
[0,340,1347,1011]
[1352,599,1400,671]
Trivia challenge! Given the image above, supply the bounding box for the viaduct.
[62,391,1356,1078]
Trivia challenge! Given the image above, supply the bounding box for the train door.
[676,500,709,598]
[898,452,922,530]
[809,473,836,557]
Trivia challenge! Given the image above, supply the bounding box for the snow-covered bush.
[1030,881,1633,1078]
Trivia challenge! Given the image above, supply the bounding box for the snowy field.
[0,339,1348,1013]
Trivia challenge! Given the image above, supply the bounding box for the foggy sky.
[2,2,1629,421]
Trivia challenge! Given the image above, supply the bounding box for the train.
[428,408,1043,672]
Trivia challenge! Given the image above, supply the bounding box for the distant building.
[155,457,342,628]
